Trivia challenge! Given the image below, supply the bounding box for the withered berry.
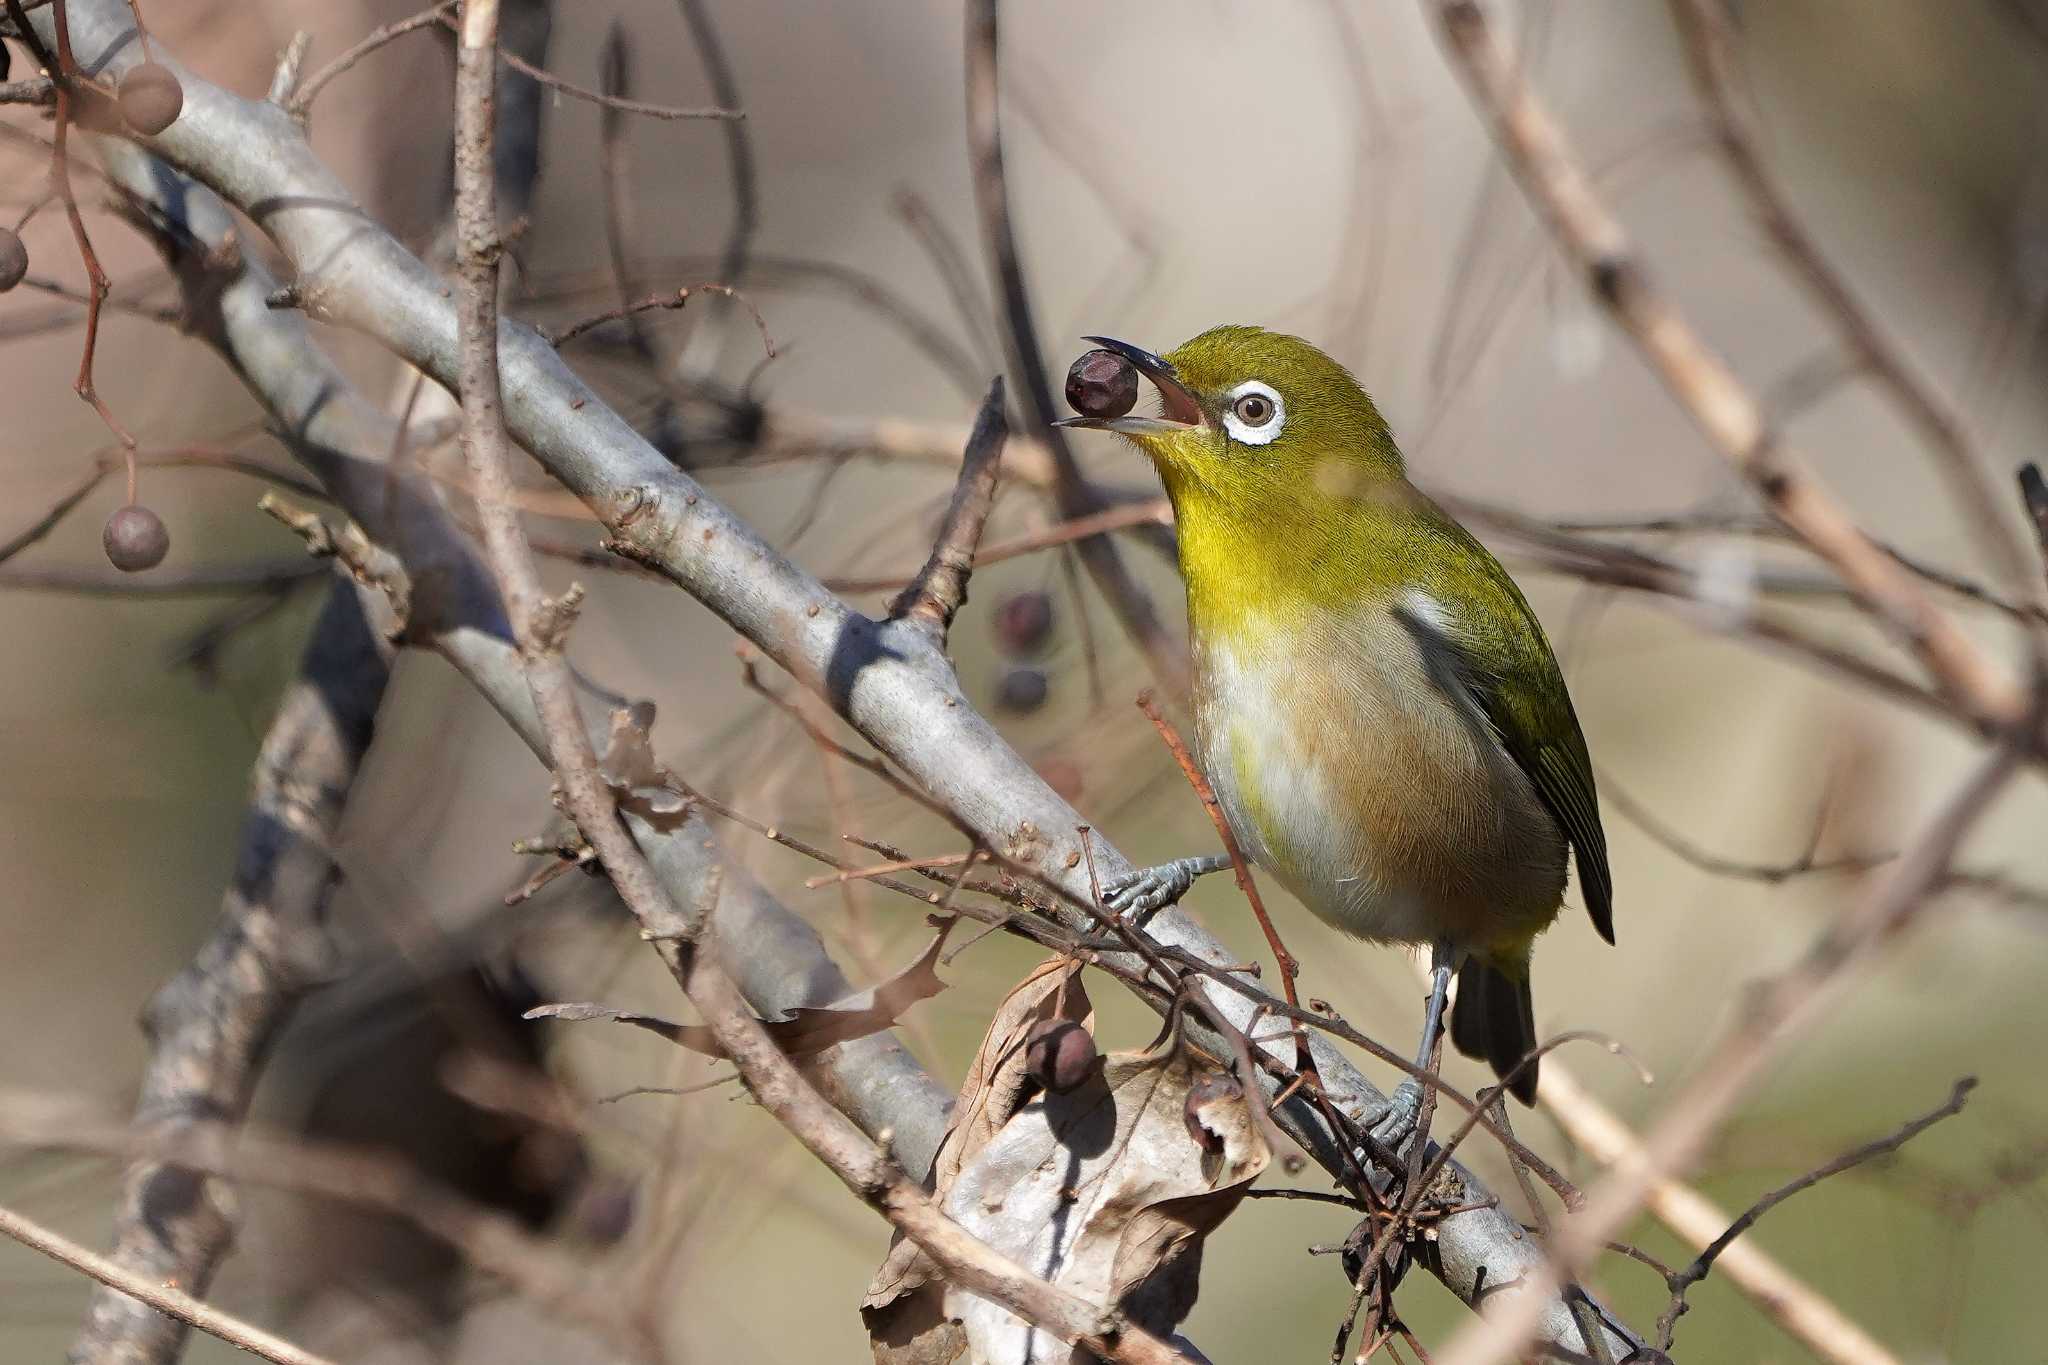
[104,504,170,572]
[117,63,183,136]
[993,589,1054,656]
[1024,1018,1098,1094]
[996,665,1048,714]
[1064,348,1137,421]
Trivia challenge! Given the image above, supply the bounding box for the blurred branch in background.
[0,1201,335,1365]
[1668,0,2036,597]
[1424,7,2045,1360]
[3,0,2046,1361]
[1431,0,2030,737]
[8,0,1644,1356]
[964,0,1189,692]
[66,578,392,1365]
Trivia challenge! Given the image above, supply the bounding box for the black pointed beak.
[1055,336,1207,433]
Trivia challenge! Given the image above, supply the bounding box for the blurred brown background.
[5,1,2048,1360]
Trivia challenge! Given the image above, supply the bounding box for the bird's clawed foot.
[1101,854,1227,922]
[1365,1078,1427,1158]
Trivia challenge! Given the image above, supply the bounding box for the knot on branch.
[263,278,333,321]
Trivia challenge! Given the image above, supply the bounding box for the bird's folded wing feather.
[1398,514,1615,944]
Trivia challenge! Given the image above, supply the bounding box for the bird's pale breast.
[1192,597,1567,956]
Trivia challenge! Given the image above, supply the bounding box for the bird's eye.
[1221,381,1285,445]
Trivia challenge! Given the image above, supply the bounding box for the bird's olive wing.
[1393,583,1615,946]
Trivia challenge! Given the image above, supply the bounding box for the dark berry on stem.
[104,504,169,572]
[993,589,1055,656]
[1065,348,1138,420]
[117,63,183,136]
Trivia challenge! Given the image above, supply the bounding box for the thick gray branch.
[54,5,1638,1354]
[93,137,949,1169]
[69,578,391,1365]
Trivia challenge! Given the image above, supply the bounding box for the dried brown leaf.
[529,919,954,1059]
[865,958,1091,1360]
[865,963,1264,1364]
[599,701,692,830]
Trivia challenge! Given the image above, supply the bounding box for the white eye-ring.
[1222,380,1285,445]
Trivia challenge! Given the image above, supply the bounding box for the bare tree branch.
[1,1202,336,1365]
[67,577,390,1365]
[39,4,1641,1353]
[1428,0,2031,734]
[1539,1062,1903,1365]
[1667,0,2034,597]
[90,129,952,1174]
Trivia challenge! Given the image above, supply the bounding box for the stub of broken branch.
[890,376,1007,644]
[258,490,412,635]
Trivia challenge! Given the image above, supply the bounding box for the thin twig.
[0,456,105,565]
[6,0,134,450]
[829,496,1170,595]
[1136,690,1313,1079]
[436,9,740,120]
[544,282,774,352]
[286,1,455,118]
[0,1202,336,1365]
[1653,1077,1976,1353]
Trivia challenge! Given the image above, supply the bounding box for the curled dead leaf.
[865,961,1265,1364]
[599,702,693,830]
[529,919,954,1060]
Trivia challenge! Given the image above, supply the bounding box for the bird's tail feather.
[1450,960,1539,1104]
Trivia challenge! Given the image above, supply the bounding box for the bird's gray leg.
[1101,853,1231,922]
[1367,939,1458,1155]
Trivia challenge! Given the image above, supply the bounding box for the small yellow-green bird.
[1062,326,1613,1143]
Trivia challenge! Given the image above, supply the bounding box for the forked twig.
[1652,1078,1977,1353]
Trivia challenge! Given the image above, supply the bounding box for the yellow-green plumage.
[1096,325,1612,1103]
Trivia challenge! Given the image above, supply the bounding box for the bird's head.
[1059,325,1405,521]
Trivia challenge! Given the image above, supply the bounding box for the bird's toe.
[1365,1079,1427,1158]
